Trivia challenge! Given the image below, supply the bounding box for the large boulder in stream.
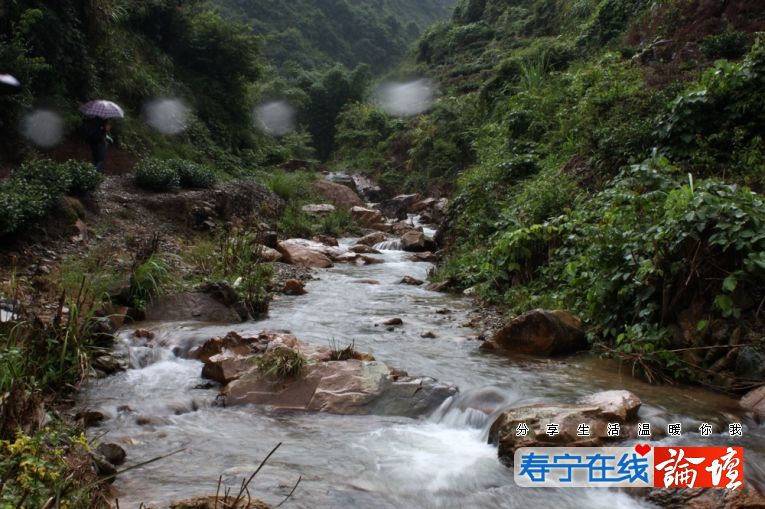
[379,193,423,220]
[488,390,642,464]
[276,239,336,268]
[481,309,587,356]
[314,180,365,209]
[400,230,436,252]
[223,360,455,416]
[358,231,388,246]
[145,282,249,323]
[740,385,765,421]
[350,206,384,226]
[201,330,457,417]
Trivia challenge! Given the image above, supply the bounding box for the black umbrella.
[0,74,21,95]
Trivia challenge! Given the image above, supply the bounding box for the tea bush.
[134,158,181,191]
[169,159,218,189]
[0,159,104,235]
[64,159,103,196]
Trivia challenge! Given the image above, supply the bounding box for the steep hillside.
[334,0,765,389]
[213,0,457,70]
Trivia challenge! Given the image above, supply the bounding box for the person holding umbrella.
[79,100,124,172]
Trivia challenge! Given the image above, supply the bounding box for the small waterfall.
[429,387,518,439]
[374,239,402,251]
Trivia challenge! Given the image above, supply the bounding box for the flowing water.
[79,229,765,508]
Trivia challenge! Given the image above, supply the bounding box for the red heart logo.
[635,444,651,456]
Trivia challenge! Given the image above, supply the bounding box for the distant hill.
[213,0,457,70]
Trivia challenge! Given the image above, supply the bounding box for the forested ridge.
[213,0,457,71]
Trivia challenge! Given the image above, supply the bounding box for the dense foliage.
[0,159,102,235]
[213,0,456,71]
[333,0,765,387]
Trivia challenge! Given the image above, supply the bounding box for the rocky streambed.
[77,218,765,508]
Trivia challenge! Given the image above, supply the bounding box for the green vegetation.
[134,158,218,192]
[128,254,170,311]
[0,421,101,508]
[173,160,218,189]
[255,348,307,379]
[328,339,359,361]
[333,0,765,387]
[134,159,182,192]
[213,0,456,71]
[0,159,102,236]
[185,228,274,316]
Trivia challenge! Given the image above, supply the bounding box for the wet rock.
[255,244,283,262]
[384,317,403,326]
[145,292,246,323]
[334,252,362,264]
[314,180,365,209]
[354,279,380,285]
[358,231,388,246]
[401,276,424,286]
[134,328,155,339]
[97,443,126,466]
[436,308,451,315]
[407,251,438,263]
[360,255,384,265]
[189,331,258,363]
[379,193,423,220]
[223,359,456,417]
[77,410,106,428]
[481,309,587,356]
[489,390,642,464]
[202,350,252,384]
[312,234,339,247]
[644,485,765,509]
[351,206,384,226]
[421,331,436,339]
[740,385,765,421]
[401,230,435,252]
[425,280,451,292]
[352,173,383,202]
[276,239,334,268]
[350,244,381,254]
[411,197,438,213]
[301,203,336,216]
[92,354,127,375]
[199,280,250,320]
[283,279,307,295]
[91,451,117,481]
[369,223,394,233]
[578,390,641,422]
[735,346,765,381]
[168,495,270,509]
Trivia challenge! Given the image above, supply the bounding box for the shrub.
[128,254,169,310]
[169,159,217,189]
[63,159,103,196]
[0,158,105,236]
[134,158,181,191]
[320,208,356,236]
[277,205,314,238]
[255,348,307,379]
[0,421,98,508]
[265,170,315,202]
[701,29,750,60]
[14,159,72,196]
